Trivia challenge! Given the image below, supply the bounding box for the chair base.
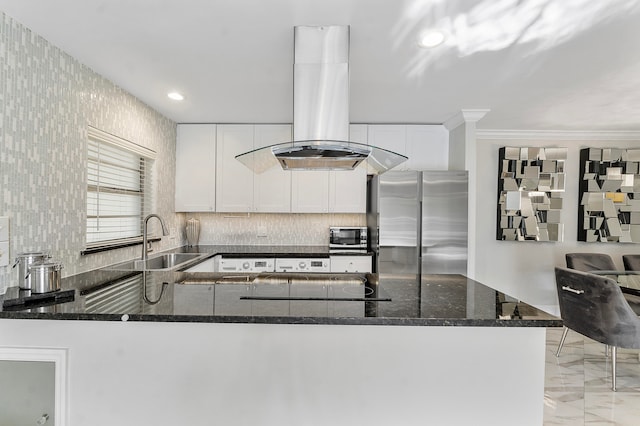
[556,326,569,357]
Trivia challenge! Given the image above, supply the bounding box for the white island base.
[0,319,546,426]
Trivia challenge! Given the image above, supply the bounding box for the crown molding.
[476,129,640,140]
[443,109,491,130]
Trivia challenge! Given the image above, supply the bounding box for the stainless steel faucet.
[142,214,169,261]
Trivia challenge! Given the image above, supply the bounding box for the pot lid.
[29,261,62,270]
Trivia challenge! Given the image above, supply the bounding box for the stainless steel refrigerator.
[367,171,468,276]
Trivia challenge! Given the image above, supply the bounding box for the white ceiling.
[2,0,640,130]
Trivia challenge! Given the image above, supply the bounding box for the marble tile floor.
[544,327,640,425]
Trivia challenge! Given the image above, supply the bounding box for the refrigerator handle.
[417,171,423,260]
[417,199,423,259]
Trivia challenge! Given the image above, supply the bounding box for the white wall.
[0,318,546,426]
[474,133,640,313]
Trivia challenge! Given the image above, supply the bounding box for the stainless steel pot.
[27,261,63,293]
[12,251,50,289]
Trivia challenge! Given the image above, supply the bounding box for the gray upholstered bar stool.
[556,253,617,356]
[623,255,640,271]
[555,267,640,391]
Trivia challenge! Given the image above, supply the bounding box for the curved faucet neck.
[142,214,169,261]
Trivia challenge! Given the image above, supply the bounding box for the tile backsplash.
[185,213,365,246]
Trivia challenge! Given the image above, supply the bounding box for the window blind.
[86,127,156,249]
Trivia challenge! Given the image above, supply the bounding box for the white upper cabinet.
[368,125,407,169]
[253,125,292,213]
[291,170,330,213]
[176,123,446,214]
[405,125,448,170]
[216,125,255,212]
[175,124,216,212]
[328,124,368,213]
[216,124,292,213]
[293,125,368,213]
[368,124,448,171]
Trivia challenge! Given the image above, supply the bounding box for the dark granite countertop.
[0,245,560,327]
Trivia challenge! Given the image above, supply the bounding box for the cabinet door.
[216,125,255,212]
[173,284,214,315]
[254,125,292,212]
[368,125,407,171]
[405,125,449,170]
[328,168,366,213]
[175,124,216,212]
[291,170,330,213]
[330,256,372,273]
[214,284,252,316]
[329,124,368,213]
[183,257,217,272]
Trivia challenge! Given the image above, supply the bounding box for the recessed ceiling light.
[167,92,185,101]
[418,30,446,48]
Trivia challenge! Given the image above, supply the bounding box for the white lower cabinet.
[183,256,219,273]
[214,284,252,316]
[173,284,214,315]
[329,256,372,273]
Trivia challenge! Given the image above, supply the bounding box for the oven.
[329,226,368,251]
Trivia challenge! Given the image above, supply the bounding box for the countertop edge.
[0,312,563,327]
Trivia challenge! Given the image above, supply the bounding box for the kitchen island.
[0,246,559,426]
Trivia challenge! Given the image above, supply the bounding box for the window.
[85,126,156,251]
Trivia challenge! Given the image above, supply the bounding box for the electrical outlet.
[0,217,8,267]
[257,226,268,238]
[0,241,8,267]
[0,216,8,241]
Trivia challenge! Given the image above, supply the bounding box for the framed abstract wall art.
[497,147,567,242]
[578,148,640,242]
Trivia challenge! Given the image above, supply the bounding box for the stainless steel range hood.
[235,25,407,174]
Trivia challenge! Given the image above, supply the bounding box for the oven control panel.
[218,258,275,273]
[275,258,330,273]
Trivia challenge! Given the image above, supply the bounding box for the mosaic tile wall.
[578,148,640,242]
[0,12,182,292]
[496,146,567,242]
[186,213,365,246]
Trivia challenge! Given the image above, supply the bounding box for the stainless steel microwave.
[329,227,368,250]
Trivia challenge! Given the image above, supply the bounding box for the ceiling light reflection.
[167,92,184,101]
[397,0,640,77]
[418,30,446,48]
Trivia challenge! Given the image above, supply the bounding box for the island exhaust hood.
[235,25,407,174]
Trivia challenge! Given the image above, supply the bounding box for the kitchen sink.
[106,253,210,272]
